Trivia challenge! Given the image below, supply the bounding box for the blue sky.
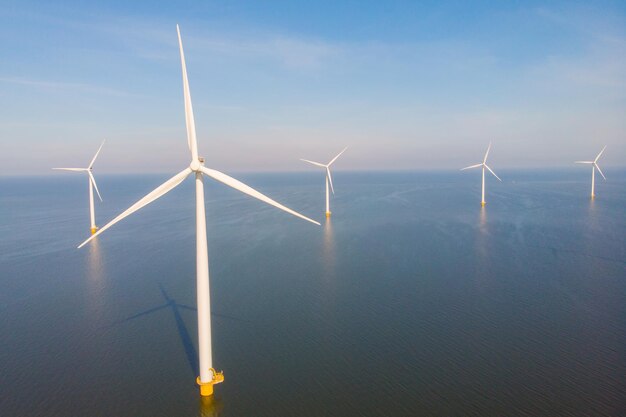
[1,0,624,174]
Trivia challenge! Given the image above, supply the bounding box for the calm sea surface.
[0,170,624,416]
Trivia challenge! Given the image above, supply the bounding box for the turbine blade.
[483,142,492,163]
[594,163,606,180]
[200,166,320,226]
[88,171,103,202]
[328,146,348,166]
[52,168,87,172]
[594,145,607,163]
[300,159,326,168]
[88,140,105,169]
[460,163,482,171]
[485,164,502,181]
[176,25,199,161]
[575,161,594,164]
[78,168,192,248]
[326,167,335,194]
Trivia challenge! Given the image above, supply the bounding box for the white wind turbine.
[461,142,501,206]
[301,147,348,218]
[53,140,105,234]
[78,25,320,397]
[575,146,607,199]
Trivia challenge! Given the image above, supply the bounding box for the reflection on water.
[85,237,106,320]
[322,218,336,278]
[474,206,491,290]
[582,196,602,288]
[317,217,338,316]
[198,396,223,417]
[86,236,103,279]
[478,206,487,232]
[587,197,598,231]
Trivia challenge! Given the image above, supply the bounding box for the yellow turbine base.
[197,369,224,397]
[591,195,595,199]
[480,201,486,207]
[90,227,98,234]
[326,211,331,218]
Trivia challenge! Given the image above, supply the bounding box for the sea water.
[0,170,624,416]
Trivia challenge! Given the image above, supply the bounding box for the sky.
[0,0,625,175]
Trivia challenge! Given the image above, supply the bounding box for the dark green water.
[1,170,624,416]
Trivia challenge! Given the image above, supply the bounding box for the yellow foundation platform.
[480,202,486,207]
[90,227,98,234]
[197,369,224,397]
[325,211,331,218]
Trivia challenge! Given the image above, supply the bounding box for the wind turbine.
[53,140,105,234]
[78,25,320,397]
[575,146,607,199]
[301,147,348,218]
[461,142,501,206]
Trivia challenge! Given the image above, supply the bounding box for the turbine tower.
[461,142,501,206]
[53,140,105,234]
[301,147,348,218]
[575,146,607,199]
[78,25,320,397]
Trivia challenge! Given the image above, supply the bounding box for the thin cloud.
[0,76,136,97]
[191,35,342,69]
[62,17,343,70]
[532,6,626,92]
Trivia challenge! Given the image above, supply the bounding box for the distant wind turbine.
[461,142,501,206]
[53,140,105,234]
[575,146,607,199]
[78,25,320,397]
[301,147,348,218]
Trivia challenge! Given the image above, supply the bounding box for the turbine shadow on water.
[116,284,253,379]
[119,284,199,377]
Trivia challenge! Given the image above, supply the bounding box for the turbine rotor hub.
[190,159,201,171]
